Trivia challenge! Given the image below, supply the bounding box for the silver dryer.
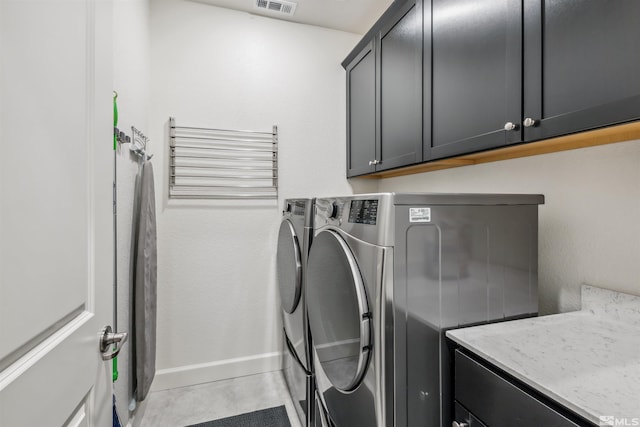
[306,193,544,427]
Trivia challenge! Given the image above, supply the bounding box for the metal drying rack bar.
[169,117,278,200]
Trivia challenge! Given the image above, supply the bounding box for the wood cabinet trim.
[356,121,640,179]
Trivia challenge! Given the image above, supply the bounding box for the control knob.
[329,202,339,219]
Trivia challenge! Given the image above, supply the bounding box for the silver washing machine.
[306,193,544,427]
[277,198,315,427]
[314,389,332,427]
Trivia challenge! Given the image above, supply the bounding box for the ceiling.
[190,0,394,34]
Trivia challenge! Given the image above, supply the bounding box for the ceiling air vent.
[254,0,297,16]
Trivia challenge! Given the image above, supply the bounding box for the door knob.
[523,117,538,127]
[504,122,519,131]
[100,325,128,361]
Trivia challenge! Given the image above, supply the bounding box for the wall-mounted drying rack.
[169,117,278,200]
[114,126,152,161]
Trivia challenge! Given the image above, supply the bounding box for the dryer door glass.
[307,230,371,392]
[277,219,302,314]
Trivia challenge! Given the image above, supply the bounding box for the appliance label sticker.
[409,207,431,222]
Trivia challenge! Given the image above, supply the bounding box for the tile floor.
[139,371,302,427]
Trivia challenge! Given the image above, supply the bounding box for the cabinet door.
[455,402,488,427]
[346,41,376,177]
[428,0,523,160]
[377,0,423,171]
[455,351,586,427]
[523,0,640,141]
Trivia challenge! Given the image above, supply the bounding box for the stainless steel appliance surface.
[306,193,544,427]
[277,198,315,426]
[315,390,332,427]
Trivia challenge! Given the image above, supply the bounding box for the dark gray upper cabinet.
[523,0,640,141]
[344,0,640,176]
[346,41,376,177]
[344,0,422,177]
[427,0,523,160]
[427,0,640,159]
[377,0,423,171]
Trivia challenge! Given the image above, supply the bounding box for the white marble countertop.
[446,285,640,425]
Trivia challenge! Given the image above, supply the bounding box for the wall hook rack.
[114,126,152,161]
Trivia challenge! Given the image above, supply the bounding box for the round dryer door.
[307,230,371,392]
[276,219,302,314]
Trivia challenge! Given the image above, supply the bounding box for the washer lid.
[307,230,371,392]
[276,219,302,314]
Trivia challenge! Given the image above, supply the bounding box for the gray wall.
[148,0,375,392]
[377,140,640,314]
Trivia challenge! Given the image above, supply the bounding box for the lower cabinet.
[454,402,487,427]
[454,350,593,427]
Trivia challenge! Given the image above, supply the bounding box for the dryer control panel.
[348,199,379,225]
[314,194,394,247]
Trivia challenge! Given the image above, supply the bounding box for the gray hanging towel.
[134,161,157,402]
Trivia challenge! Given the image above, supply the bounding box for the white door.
[0,0,114,426]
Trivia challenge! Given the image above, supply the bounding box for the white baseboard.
[150,351,283,392]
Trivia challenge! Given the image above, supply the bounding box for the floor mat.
[185,406,292,427]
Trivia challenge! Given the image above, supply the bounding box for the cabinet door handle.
[504,122,519,131]
[523,117,539,127]
[368,159,379,165]
[452,422,468,427]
